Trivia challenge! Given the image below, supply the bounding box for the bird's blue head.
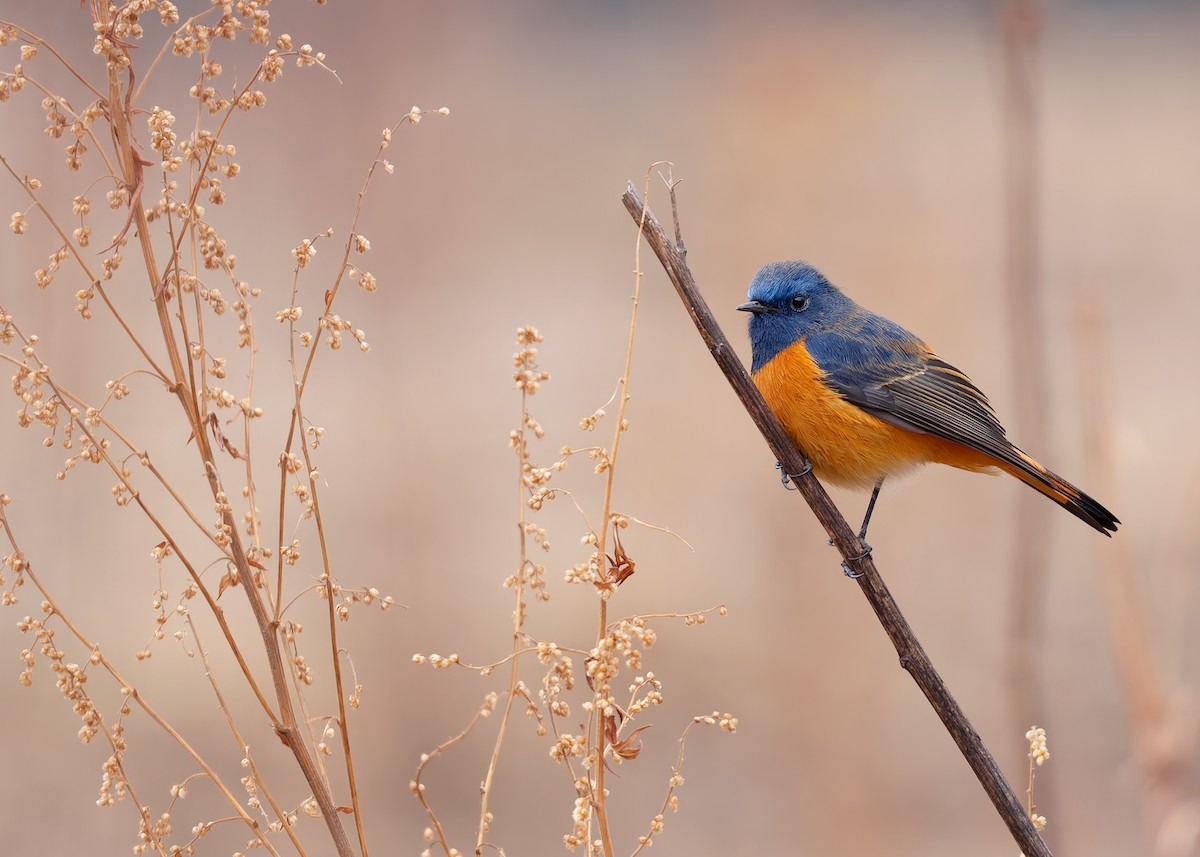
[738,261,855,372]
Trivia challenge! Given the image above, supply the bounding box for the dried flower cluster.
[0,4,439,855]
[1025,725,1050,834]
[412,328,733,856]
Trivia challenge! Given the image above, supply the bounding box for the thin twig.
[614,604,726,627]
[628,715,702,857]
[622,516,695,551]
[620,181,1053,857]
[184,614,308,857]
[414,703,494,857]
[475,350,537,853]
[587,162,668,855]
[277,117,418,850]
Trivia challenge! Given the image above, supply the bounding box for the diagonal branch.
[620,181,1053,857]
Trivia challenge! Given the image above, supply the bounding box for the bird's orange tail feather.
[996,450,1119,536]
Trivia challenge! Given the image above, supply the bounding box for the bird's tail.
[996,449,1119,536]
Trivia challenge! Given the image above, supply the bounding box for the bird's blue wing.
[805,311,1015,462]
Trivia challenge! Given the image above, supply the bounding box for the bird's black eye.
[790,295,809,311]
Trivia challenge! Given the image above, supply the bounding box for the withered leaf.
[611,724,652,761]
[217,569,238,597]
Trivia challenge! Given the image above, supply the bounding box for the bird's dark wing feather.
[805,316,1017,463]
[803,309,1119,535]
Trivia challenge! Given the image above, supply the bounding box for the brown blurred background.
[1,2,1197,855]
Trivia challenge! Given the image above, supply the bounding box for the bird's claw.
[841,542,873,579]
[777,460,812,491]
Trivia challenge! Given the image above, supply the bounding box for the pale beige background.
[1,2,1196,856]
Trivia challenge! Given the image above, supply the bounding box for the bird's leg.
[839,478,883,579]
[857,477,885,542]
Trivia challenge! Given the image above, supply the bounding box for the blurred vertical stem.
[1001,0,1053,741]
[1074,304,1196,856]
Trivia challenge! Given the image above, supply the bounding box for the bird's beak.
[737,300,774,315]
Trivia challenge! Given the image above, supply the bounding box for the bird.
[737,260,1119,540]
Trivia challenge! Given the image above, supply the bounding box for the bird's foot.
[776,460,812,491]
[841,542,873,579]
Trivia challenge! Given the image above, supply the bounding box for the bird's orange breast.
[753,340,997,488]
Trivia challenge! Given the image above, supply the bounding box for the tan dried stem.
[272,121,424,857]
[414,702,495,857]
[628,717,704,857]
[585,160,665,857]
[475,358,536,853]
[92,4,355,851]
[184,614,308,856]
